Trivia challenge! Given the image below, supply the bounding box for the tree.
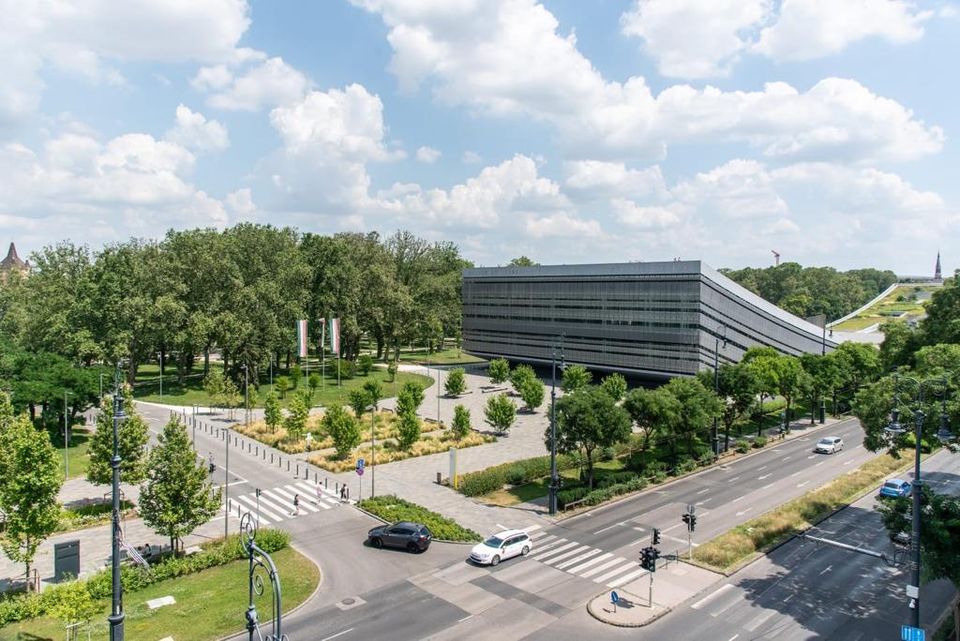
[743,346,781,436]
[488,358,510,385]
[395,387,418,417]
[139,415,221,553]
[715,362,759,441]
[663,377,722,457]
[48,580,99,640]
[0,398,62,589]
[484,394,517,434]
[274,376,290,399]
[401,381,425,412]
[308,373,321,398]
[775,355,808,425]
[519,377,545,412]
[387,359,398,382]
[600,373,627,402]
[623,387,680,454]
[348,388,371,419]
[877,486,960,588]
[561,364,592,393]
[452,404,471,440]
[800,353,839,424]
[323,405,361,459]
[552,387,631,488]
[397,409,421,450]
[509,364,536,396]
[263,392,282,432]
[290,364,302,390]
[203,370,226,409]
[508,256,538,267]
[87,387,149,486]
[363,379,384,410]
[284,392,310,440]
[445,367,467,396]
[357,354,374,375]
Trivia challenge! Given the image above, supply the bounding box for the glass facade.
[462,261,835,379]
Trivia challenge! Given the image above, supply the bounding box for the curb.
[586,590,672,628]
[352,504,478,545]
[557,417,852,524]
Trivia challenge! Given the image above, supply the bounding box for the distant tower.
[0,242,29,282]
[934,251,942,282]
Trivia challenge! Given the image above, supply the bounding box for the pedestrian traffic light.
[682,513,691,528]
[640,546,655,571]
[690,514,697,532]
[652,527,661,545]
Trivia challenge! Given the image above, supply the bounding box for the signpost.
[901,625,925,641]
[356,458,365,499]
[610,590,619,614]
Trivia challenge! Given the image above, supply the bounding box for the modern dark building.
[462,261,837,380]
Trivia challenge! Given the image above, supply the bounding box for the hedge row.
[0,529,289,627]
[358,495,481,542]
[458,453,576,497]
[558,476,649,510]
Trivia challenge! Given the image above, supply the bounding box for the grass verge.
[48,428,92,480]
[56,500,136,533]
[0,546,317,641]
[358,495,481,542]
[692,452,916,573]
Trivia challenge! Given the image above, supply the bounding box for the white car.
[815,436,844,454]
[469,530,532,566]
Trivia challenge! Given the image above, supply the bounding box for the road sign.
[687,503,696,514]
[901,625,925,641]
[610,591,619,604]
[356,458,365,476]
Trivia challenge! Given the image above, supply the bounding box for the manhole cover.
[341,598,355,605]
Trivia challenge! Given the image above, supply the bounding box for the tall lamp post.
[548,336,565,516]
[885,372,951,631]
[108,367,126,640]
[157,352,163,400]
[241,363,250,426]
[712,325,727,455]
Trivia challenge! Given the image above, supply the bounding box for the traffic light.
[690,514,697,532]
[640,546,655,571]
[652,527,661,545]
[682,513,691,528]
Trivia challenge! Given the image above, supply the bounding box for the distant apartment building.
[462,261,837,379]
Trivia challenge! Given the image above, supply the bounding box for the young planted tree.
[600,373,628,402]
[397,410,421,451]
[488,358,510,385]
[743,347,781,436]
[519,377,545,412]
[48,580,99,639]
[0,399,62,589]
[290,364,302,390]
[484,394,517,434]
[263,392,282,432]
[510,364,536,396]
[561,365,592,393]
[284,392,310,440]
[363,380,383,410]
[716,362,759,444]
[203,370,226,409]
[274,375,290,399]
[387,359,398,382]
[401,381,425,412]
[139,415,221,553]
[348,388,371,420]
[800,353,839,425]
[552,387,631,489]
[323,405,361,459]
[308,373,321,399]
[88,388,149,486]
[357,354,374,376]
[445,367,467,397]
[662,377,723,457]
[452,404,471,440]
[775,355,808,426]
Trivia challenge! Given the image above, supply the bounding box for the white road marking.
[273,486,321,512]
[691,584,734,610]
[555,548,603,569]
[529,541,578,560]
[521,524,542,533]
[844,460,854,465]
[782,456,791,461]
[696,498,712,505]
[807,454,817,459]
[594,522,625,535]
[790,471,802,477]
[762,482,775,490]
[664,534,697,547]
[728,635,739,641]
[744,609,777,632]
[579,557,626,578]
[815,461,825,467]
[458,615,473,623]
[696,488,710,495]
[566,552,613,574]
[727,476,741,483]
[758,473,772,480]
[527,536,561,551]
[496,523,507,530]
[797,481,810,488]
[731,495,745,502]
[593,562,642,584]
[607,568,647,587]
[234,494,282,523]
[541,545,592,566]
[663,523,684,533]
[735,508,752,517]
[321,629,354,641]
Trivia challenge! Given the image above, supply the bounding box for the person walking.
[340,484,347,502]
[293,493,301,516]
[315,482,326,507]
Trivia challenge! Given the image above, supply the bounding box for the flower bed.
[357,496,480,542]
[307,430,493,472]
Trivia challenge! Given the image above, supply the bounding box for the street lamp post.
[63,390,71,478]
[548,336,565,516]
[108,367,126,640]
[158,352,163,400]
[885,372,951,631]
[242,363,249,426]
[712,325,727,455]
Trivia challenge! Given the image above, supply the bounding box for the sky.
[1,0,958,275]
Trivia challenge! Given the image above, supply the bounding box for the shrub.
[458,454,576,496]
[697,451,717,467]
[600,446,617,462]
[561,477,648,510]
[735,438,750,454]
[487,358,510,384]
[596,470,638,488]
[675,458,698,475]
[357,354,374,375]
[557,486,589,509]
[753,436,768,449]
[445,368,467,396]
[452,405,471,440]
[358,496,480,542]
[484,394,516,434]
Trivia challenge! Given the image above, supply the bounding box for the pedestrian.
[293,493,300,516]
[340,484,347,501]
[315,482,325,506]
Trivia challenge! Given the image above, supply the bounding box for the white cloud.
[416,146,441,163]
[611,199,680,229]
[351,0,942,163]
[164,105,229,153]
[620,0,771,78]
[462,151,482,164]
[563,160,667,200]
[226,188,256,217]
[525,212,603,238]
[0,0,251,125]
[755,0,932,62]
[200,57,310,111]
[673,159,788,220]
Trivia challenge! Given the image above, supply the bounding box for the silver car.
[815,436,844,454]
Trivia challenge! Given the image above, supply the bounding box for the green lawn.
[831,284,938,331]
[0,547,318,641]
[48,427,91,480]
[395,346,484,366]
[481,458,626,507]
[135,368,432,409]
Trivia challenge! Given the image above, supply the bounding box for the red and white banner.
[296,319,308,358]
[328,317,340,355]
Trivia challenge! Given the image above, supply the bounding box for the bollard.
[324,476,327,489]
[270,453,273,464]
[256,445,259,456]
[286,460,290,472]
[296,463,299,476]
[335,482,339,493]
[437,472,442,485]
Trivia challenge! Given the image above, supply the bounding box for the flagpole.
[321,317,326,391]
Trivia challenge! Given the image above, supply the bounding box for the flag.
[328,317,340,355]
[296,319,308,358]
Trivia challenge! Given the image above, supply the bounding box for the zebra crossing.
[223,481,345,526]
[520,527,647,589]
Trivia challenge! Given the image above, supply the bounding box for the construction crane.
[771,250,780,267]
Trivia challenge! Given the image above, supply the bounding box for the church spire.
[935,251,942,281]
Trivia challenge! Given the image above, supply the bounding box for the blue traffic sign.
[902,625,925,641]
[356,458,365,476]
[610,591,619,604]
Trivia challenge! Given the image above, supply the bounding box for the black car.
[367,521,432,553]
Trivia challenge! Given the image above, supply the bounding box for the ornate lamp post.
[240,513,288,641]
[548,336,565,516]
[885,371,951,630]
[108,366,126,640]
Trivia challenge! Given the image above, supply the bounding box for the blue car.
[879,479,912,498]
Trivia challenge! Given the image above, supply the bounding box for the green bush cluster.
[675,458,698,475]
[358,495,480,542]
[0,529,289,626]
[559,477,649,510]
[735,438,750,453]
[753,436,768,449]
[458,454,575,497]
